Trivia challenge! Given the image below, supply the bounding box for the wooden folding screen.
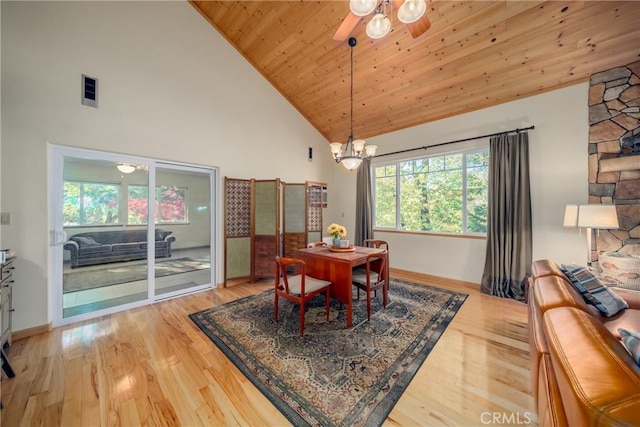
[283,183,306,258]
[282,181,326,257]
[253,179,281,280]
[224,177,282,286]
[306,181,325,244]
[224,177,252,286]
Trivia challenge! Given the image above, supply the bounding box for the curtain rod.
[374,125,535,158]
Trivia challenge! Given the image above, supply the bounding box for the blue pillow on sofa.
[618,328,640,367]
[560,264,628,317]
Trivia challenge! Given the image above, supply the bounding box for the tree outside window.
[63,181,120,226]
[373,148,488,234]
[128,185,187,225]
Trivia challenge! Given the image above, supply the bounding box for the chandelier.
[351,0,427,40]
[329,37,377,170]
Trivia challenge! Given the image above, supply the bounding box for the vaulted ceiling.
[190,1,640,143]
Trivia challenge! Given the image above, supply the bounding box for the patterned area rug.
[63,257,210,293]
[190,279,467,426]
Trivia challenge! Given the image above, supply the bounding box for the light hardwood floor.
[1,270,536,426]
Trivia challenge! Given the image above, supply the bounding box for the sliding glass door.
[153,165,211,297]
[51,146,215,325]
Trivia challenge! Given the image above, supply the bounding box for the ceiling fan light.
[349,0,377,17]
[397,0,427,24]
[117,163,136,174]
[366,12,391,39]
[342,157,363,170]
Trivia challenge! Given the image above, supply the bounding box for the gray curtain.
[355,158,373,246]
[481,132,532,300]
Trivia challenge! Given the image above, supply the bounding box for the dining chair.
[352,253,388,322]
[362,239,389,252]
[307,241,328,248]
[274,256,332,336]
[359,239,390,291]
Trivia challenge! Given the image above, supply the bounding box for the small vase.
[333,238,341,247]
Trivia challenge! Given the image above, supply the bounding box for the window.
[373,148,489,234]
[63,181,120,226]
[128,185,188,225]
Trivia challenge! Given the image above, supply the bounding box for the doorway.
[50,146,216,325]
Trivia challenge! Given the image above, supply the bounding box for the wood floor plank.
[1,275,536,426]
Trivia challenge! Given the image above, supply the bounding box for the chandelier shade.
[329,38,377,170]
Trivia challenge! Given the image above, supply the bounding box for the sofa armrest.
[543,307,640,425]
[164,236,176,243]
[532,259,566,280]
[64,241,79,266]
[613,287,640,310]
[64,240,79,254]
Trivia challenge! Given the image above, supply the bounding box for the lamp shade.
[397,0,427,24]
[366,12,391,39]
[117,163,136,174]
[563,204,578,227]
[330,142,343,156]
[365,144,377,157]
[352,139,366,154]
[577,204,619,229]
[342,157,363,170]
[350,0,377,16]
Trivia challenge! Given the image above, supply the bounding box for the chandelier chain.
[349,39,354,142]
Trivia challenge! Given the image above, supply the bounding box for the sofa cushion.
[560,264,628,317]
[73,236,101,247]
[112,243,143,252]
[77,245,113,256]
[618,328,640,367]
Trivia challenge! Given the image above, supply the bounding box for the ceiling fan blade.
[407,14,431,38]
[332,12,361,41]
[392,0,431,39]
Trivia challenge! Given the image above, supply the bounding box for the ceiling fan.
[333,0,431,41]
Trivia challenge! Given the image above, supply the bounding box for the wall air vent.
[81,74,98,108]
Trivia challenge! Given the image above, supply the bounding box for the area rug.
[190,278,467,426]
[63,257,210,293]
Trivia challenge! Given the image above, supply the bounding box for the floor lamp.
[564,204,619,267]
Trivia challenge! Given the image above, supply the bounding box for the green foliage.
[374,150,488,234]
[63,181,119,226]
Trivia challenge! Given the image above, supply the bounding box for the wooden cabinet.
[1,258,15,347]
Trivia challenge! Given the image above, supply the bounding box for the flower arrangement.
[327,223,347,240]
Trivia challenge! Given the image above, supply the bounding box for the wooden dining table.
[296,245,386,328]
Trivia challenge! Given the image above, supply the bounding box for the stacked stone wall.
[589,61,640,258]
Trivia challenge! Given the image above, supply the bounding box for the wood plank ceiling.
[190,1,640,144]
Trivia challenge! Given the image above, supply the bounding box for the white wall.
[1,1,336,331]
[360,83,590,283]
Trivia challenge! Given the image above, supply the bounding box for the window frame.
[372,146,489,236]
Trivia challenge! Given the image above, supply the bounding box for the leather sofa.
[529,259,640,426]
[64,229,175,268]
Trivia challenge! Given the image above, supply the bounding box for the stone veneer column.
[589,61,640,258]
